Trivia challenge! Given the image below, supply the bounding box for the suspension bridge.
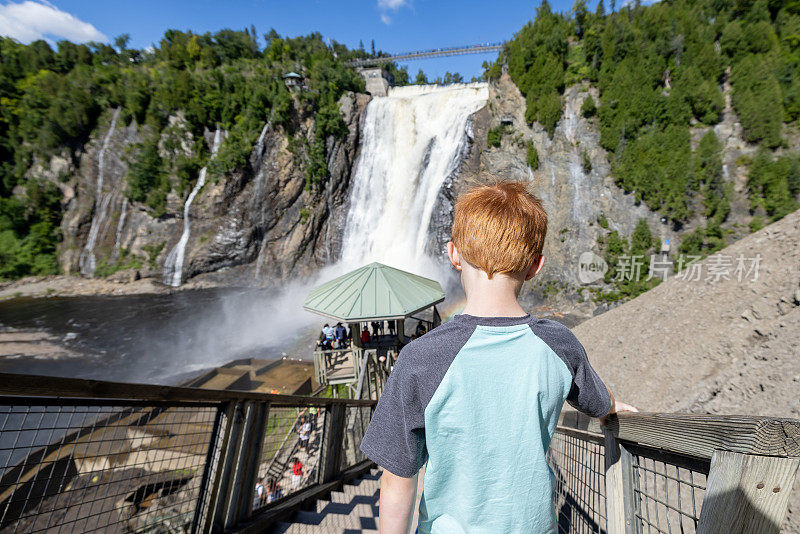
[346,42,504,67]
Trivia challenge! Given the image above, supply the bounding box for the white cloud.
[0,1,107,44]
[377,0,409,25]
[378,0,408,9]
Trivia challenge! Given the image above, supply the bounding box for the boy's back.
[360,313,611,534]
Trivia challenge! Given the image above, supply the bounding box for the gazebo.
[303,262,445,397]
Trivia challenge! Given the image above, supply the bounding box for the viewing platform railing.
[0,373,376,534]
[551,410,800,533]
[0,372,798,533]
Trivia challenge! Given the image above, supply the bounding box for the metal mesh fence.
[548,429,608,534]
[253,406,324,512]
[0,399,221,534]
[628,444,709,534]
[340,406,371,471]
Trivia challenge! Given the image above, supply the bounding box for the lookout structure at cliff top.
[303,262,444,395]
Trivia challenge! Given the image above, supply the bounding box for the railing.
[1,371,799,533]
[0,373,376,533]
[550,410,800,534]
[346,43,504,67]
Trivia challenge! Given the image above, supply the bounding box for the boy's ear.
[446,241,462,271]
[524,255,545,281]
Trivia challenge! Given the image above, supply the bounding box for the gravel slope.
[573,208,800,530]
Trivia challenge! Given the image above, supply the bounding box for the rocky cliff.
[50,92,369,288]
[21,69,778,308]
[444,73,671,314]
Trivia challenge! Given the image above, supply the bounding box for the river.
[0,288,319,384]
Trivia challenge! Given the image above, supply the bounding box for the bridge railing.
[0,373,377,534]
[346,43,504,67]
[550,410,800,533]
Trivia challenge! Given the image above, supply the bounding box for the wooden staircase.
[269,468,382,533]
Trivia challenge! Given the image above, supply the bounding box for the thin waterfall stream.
[162,128,224,287]
[79,108,120,277]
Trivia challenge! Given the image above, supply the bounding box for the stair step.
[271,522,378,534]
[292,510,379,530]
[314,499,378,518]
[342,480,380,494]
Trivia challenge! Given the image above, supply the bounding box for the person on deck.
[297,416,310,452]
[290,458,304,490]
[361,327,371,345]
[360,181,637,534]
[414,320,427,337]
[335,322,348,348]
[267,478,283,503]
[254,478,265,508]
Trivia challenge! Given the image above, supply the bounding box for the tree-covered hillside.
[487,0,800,249]
[0,29,371,279]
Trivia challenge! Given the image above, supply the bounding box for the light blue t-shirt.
[360,313,611,534]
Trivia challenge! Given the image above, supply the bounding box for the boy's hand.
[600,391,639,425]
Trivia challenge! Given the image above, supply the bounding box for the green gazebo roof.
[303,262,445,322]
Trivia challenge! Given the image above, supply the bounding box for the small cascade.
[79,108,120,276]
[112,197,128,260]
[162,128,223,287]
[339,83,488,278]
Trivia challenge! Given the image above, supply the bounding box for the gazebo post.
[349,322,361,348]
[433,306,441,328]
[396,318,405,344]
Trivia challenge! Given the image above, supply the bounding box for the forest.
[0,29,370,278]
[487,0,800,273]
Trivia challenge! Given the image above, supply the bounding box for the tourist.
[297,416,311,451]
[308,405,318,430]
[254,477,265,508]
[361,327,371,345]
[371,321,380,337]
[322,323,335,349]
[359,181,637,534]
[415,320,427,337]
[335,322,348,348]
[290,457,304,490]
[388,320,397,336]
[267,477,283,503]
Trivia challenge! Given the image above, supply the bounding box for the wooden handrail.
[558,410,800,460]
[0,372,377,406]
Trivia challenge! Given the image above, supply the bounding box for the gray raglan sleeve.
[359,346,426,477]
[564,339,612,418]
[533,319,612,418]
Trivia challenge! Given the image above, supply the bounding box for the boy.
[359,181,636,533]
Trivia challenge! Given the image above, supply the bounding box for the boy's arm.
[379,469,417,534]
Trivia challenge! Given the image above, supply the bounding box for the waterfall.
[339,83,488,278]
[79,108,120,276]
[112,197,128,260]
[162,128,223,287]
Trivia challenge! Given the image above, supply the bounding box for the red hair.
[451,181,548,278]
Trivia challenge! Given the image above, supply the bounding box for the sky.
[0,0,602,80]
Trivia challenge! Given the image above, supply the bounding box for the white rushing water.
[339,83,488,279]
[79,107,120,276]
[163,128,223,287]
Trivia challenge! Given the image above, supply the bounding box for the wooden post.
[604,427,636,534]
[200,400,240,534]
[697,450,800,534]
[319,403,347,483]
[227,401,269,527]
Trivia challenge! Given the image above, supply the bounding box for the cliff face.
[449,73,670,313]
[52,92,370,287]
[37,71,766,305]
